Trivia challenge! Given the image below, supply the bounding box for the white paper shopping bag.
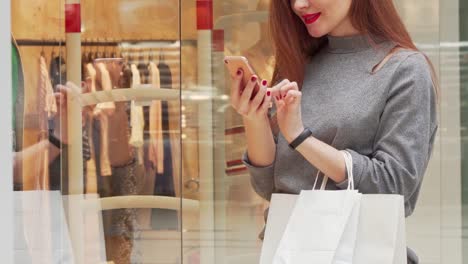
[260,150,408,264]
[259,193,298,264]
[353,194,407,264]
[272,189,361,264]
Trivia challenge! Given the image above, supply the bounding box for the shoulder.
[389,49,433,81]
[384,49,434,95]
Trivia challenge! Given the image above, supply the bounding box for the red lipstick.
[302,13,321,24]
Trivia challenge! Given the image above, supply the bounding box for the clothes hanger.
[102,38,109,58]
[128,48,135,65]
[148,48,154,64]
[88,39,97,62]
[51,38,56,60]
[138,48,145,65]
[82,38,88,64]
[40,38,45,58]
[159,48,165,64]
[111,43,117,58]
[94,38,101,59]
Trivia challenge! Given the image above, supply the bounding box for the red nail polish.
[262,80,267,86]
[237,69,242,76]
[267,91,271,96]
[251,76,257,82]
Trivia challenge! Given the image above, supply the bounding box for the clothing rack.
[15,39,196,47]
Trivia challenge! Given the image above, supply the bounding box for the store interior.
[11,0,276,263]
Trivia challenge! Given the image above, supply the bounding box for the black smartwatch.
[289,128,313,150]
[48,133,62,149]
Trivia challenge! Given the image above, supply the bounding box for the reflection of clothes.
[48,55,66,133]
[96,112,112,177]
[86,63,97,93]
[148,62,164,173]
[136,63,164,229]
[39,56,57,120]
[95,62,115,111]
[129,65,145,152]
[83,116,99,193]
[151,61,178,230]
[82,118,91,193]
[49,56,66,89]
[137,60,149,85]
[37,56,58,190]
[94,63,113,177]
[109,160,142,238]
[92,62,144,262]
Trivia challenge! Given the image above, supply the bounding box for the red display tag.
[65,4,81,33]
[196,0,213,30]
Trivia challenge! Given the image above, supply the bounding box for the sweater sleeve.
[242,151,276,201]
[336,53,438,214]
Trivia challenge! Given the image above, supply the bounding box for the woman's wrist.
[242,114,270,128]
[285,125,306,144]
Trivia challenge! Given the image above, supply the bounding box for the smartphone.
[224,56,260,97]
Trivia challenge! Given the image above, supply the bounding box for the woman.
[229,0,439,263]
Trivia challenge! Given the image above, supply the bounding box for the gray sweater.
[243,34,438,263]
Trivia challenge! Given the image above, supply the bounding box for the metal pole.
[65,1,84,263]
[196,1,215,263]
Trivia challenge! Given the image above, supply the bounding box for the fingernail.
[267,91,271,96]
[237,69,242,76]
[262,80,267,86]
[251,75,257,82]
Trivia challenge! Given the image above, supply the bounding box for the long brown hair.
[269,0,439,99]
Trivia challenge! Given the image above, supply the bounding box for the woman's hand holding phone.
[230,68,272,121]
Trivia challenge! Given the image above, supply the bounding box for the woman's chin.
[307,26,326,38]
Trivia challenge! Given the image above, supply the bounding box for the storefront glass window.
[7,0,468,263]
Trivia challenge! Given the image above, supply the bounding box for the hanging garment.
[40,56,58,119]
[137,55,149,85]
[83,115,97,194]
[160,60,182,198]
[148,62,164,173]
[83,64,99,193]
[95,112,112,177]
[151,60,178,230]
[86,63,98,93]
[95,62,116,112]
[48,55,66,133]
[106,64,134,168]
[93,63,112,177]
[106,61,144,264]
[136,62,164,230]
[129,64,145,163]
[49,55,67,90]
[36,56,58,190]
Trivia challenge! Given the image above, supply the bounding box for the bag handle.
[312,150,354,190]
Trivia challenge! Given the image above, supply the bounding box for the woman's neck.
[329,16,360,37]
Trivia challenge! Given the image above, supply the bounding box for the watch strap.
[289,128,312,150]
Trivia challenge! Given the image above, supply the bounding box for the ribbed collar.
[324,34,397,73]
[327,34,386,54]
